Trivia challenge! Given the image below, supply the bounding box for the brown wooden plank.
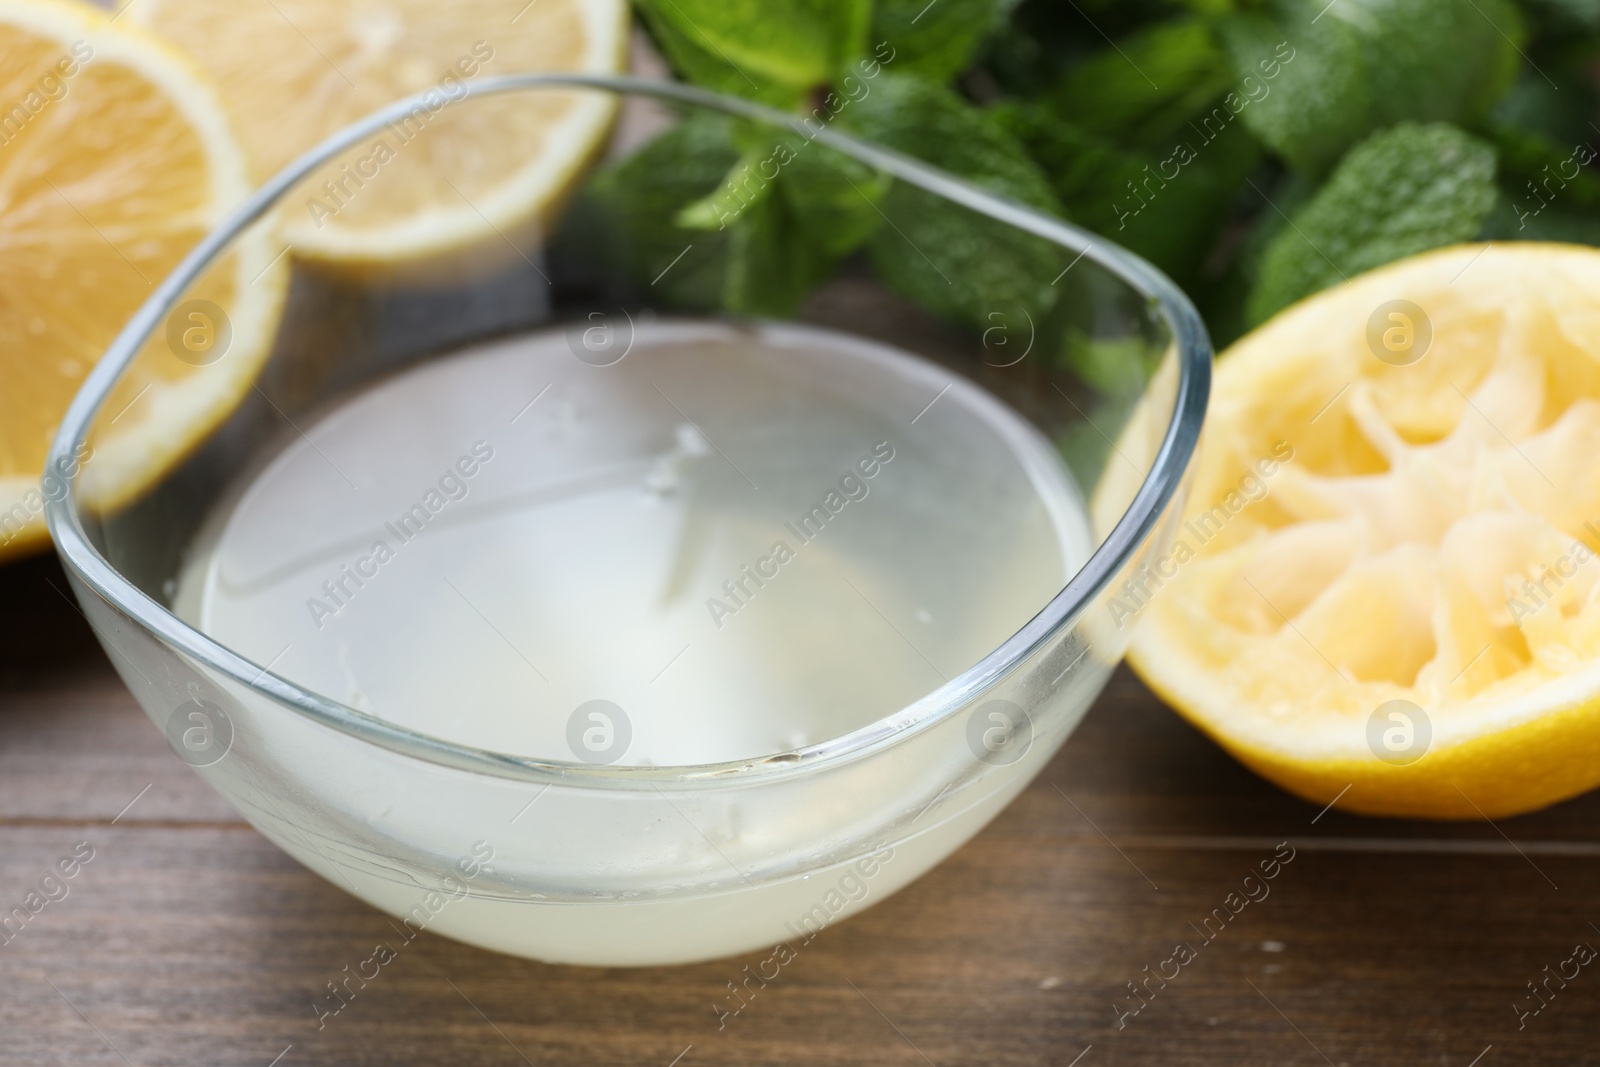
[1,807,1596,1064]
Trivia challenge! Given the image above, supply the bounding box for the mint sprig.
[618,0,1600,353]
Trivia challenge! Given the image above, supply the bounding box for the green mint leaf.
[776,139,892,257]
[721,190,819,316]
[1221,0,1522,172]
[1044,18,1236,152]
[1357,0,1523,130]
[863,194,1062,329]
[1169,0,1241,13]
[718,135,890,315]
[588,106,892,317]
[633,0,870,106]
[1522,0,1600,30]
[1488,123,1600,228]
[1490,66,1600,147]
[630,9,781,105]
[869,0,1012,83]
[979,1,1186,99]
[995,100,1260,286]
[1215,12,1363,172]
[675,146,776,230]
[583,112,742,308]
[1246,122,1497,325]
[846,72,1058,207]
[844,73,1063,327]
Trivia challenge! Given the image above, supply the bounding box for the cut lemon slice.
[125,0,629,266]
[0,0,285,562]
[1113,243,1600,818]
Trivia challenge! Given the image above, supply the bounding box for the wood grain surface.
[3,552,1597,1067]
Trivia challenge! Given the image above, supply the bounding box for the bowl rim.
[45,73,1211,790]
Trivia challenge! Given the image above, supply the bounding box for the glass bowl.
[45,74,1210,966]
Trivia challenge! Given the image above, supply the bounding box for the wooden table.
[2,551,1596,1066]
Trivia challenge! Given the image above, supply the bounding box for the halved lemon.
[0,0,286,562]
[1110,243,1600,819]
[125,0,629,267]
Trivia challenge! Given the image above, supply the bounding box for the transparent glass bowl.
[46,75,1210,966]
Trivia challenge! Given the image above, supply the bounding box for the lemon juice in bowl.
[165,315,1094,963]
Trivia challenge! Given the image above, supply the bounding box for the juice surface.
[177,320,1091,765]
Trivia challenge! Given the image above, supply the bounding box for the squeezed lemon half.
[1111,243,1600,818]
